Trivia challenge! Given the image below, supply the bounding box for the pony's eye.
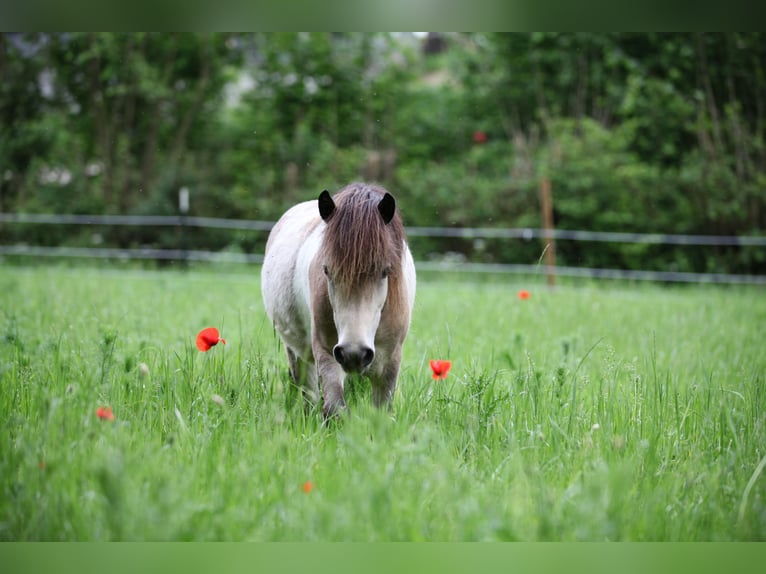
[382,266,391,279]
[322,265,329,276]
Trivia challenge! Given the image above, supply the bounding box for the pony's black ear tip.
[378,192,396,224]
[318,190,335,221]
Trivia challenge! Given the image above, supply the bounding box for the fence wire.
[1,212,765,284]
[3,212,765,246]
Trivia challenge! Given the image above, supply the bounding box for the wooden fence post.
[179,186,190,270]
[539,177,557,287]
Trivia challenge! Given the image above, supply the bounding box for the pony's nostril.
[333,345,345,366]
[361,347,374,367]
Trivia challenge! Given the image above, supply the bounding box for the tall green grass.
[1,265,764,540]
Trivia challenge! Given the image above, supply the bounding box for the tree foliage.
[1,33,764,274]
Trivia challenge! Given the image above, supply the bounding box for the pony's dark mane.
[323,183,405,293]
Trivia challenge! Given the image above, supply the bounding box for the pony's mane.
[323,183,405,292]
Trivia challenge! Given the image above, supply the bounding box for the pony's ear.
[318,190,335,221]
[378,192,396,224]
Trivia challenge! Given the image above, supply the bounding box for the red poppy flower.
[473,130,487,144]
[302,481,314,494]
[517,290,531,300]
[96,406,115,421]
[429,359,452,380]
[196,327,226,351]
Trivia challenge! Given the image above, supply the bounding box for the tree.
[0,34,53,211]
[42,33,239,213]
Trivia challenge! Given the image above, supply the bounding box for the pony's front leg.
[285,347,319,407]
[370,345,403,410]
[315,347,347,418]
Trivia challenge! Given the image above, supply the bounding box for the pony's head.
[318,184,405,373]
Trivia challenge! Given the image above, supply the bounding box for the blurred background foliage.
[1,32,765,274]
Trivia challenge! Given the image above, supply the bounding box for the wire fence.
[4,212,766,246]
[1,212,765,285]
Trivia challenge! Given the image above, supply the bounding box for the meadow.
[0,264,764,541]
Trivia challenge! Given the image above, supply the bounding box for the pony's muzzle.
[333,344,374,373]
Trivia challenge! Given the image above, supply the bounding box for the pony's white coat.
[261,184,416,417]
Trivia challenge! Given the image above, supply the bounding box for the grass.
[0,264,764,540]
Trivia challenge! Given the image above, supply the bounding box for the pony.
[261,182,417,418]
